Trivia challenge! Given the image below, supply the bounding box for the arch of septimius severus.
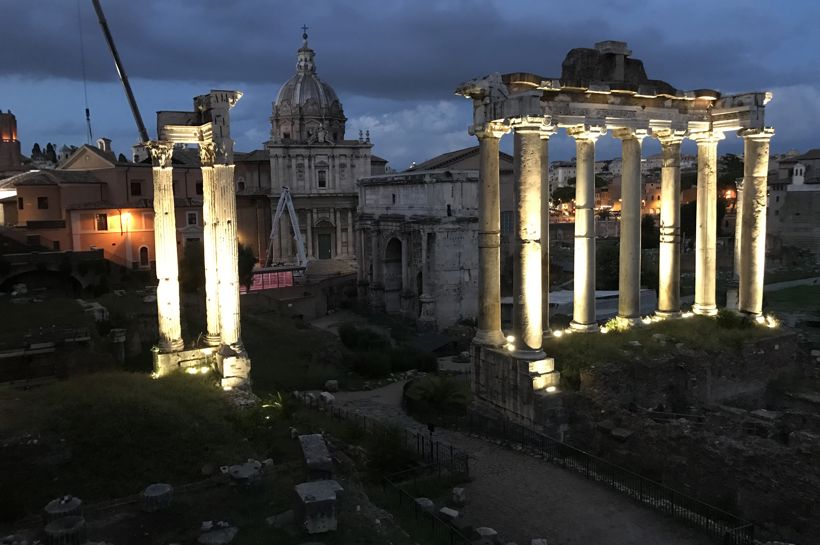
[456,41,773,420]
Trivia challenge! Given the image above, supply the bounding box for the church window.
[37,196,48,209]
[446,204,452,217]
[130,181,142,196]
[318,170,327,188]
[238,181,245,191]
[283,132,290,140]
[187,212,198,226]
[95,213,109,231]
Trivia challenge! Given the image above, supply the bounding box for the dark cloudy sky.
[2,0,818,170]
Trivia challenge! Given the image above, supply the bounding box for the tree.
[718,154,744,189]
[31,143,42,159]
[641,215,659,249]
[552,186,575,203]
[596,242,619,290]
[238,244,257,290]
[45,143,57,163]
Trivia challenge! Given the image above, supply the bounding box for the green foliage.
[344,349,392,378]
[715,309,753,330]
[596,241,619,290]
[338,322,390,351]
[338,323,437,377]
[404,375,471,420]
[552,186,575,203]
[364,424,417,477]
[718,153,744,189]
[681,170,697,190]
[641,215,659,249]
[238,243,257,290]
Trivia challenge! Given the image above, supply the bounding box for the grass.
[546,314,780,388]
[0,297,92,347]
[0,372,263,521]
[764,285,820,314]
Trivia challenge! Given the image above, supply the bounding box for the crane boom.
[90,0,150,143]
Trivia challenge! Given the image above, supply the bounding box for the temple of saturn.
[149,90,251,390]
[456,41,774,420]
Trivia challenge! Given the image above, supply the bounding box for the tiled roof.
[0,169,103,188]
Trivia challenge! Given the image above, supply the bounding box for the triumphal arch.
[457,41,773,420]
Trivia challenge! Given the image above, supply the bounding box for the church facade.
[235,32,387,276]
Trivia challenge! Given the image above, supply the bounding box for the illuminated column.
[511,119,545,357]
[147,141,184,352]
[199,142,221,346]
[691,132,724,316]
[738,127,774,316]
[733,179,744,280]
[656,131,685,317]
[472,121,509,347]
[214,160,242,348]
[568,126,604,332]
[614,128,647,323]
[540,126,556,335]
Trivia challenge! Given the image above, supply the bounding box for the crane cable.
[77,0,93,144]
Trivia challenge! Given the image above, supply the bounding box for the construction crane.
[264,187,308,269]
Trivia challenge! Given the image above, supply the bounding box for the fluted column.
[540,127,556,336]
[568,126,605,331]
[614,128,647,323]
[656,131,685,318]
[733,179,744,280]
[691,132,724,316]
[511,118,545,357]
[739,127,774,316]
[199,142,221,346]
[214,160,241,348]
[472,122,509,347]
[147,141,184,352]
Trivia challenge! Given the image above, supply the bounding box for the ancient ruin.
[457,41,774,420]
[150,90,251,390]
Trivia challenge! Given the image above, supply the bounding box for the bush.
[364,424,417,477]
[404,375,471,419]
[345,349,392,378]
[338,323,389,352]
[389,346,438,373]
[716,309,752,330]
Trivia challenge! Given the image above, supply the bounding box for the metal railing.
[465,411,754,545]
[382,465,472,545]
[296,392,470,476]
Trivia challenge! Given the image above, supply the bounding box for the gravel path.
[335,382,710,545]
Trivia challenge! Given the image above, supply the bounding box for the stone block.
[414,497,435,513]
[197,526,238,545]
[141,483,173,512]
[226,459,262,485]
[472,527,500,544]
[43,495,82,522]
[44,516,86,545]
[451,486,467,506]
[324,380,339,392]
[294,480,344,535]
[531,539,549,545]
[610,428,634,441]
[319,391,335,404]
[266,509,295,528]
[439,506,459,521]
[299,434,334,480]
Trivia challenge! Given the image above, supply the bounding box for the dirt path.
[335,382,709,545]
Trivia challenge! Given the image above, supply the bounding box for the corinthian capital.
[146,141,174,168]
[199,141,216,167]
[655,128,687,146]
[612,127,650,141]
[567,124,606,142]
[470,121,509,140]
[690,130,725,144]
[508,115,544,133]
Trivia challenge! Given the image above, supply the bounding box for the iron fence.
[296,392,470,476]
[382,465,473,545]
[465,411,754,545]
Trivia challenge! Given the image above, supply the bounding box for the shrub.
[364,424,416,477]
[716,309,752,330]
[404,375,471,419]
[346,349,391,378]
[389,346,438,373]
[338,322,389,352]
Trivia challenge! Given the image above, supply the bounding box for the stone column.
[614,128,647,323]
[733,179,744,280]
[656,131,685,318]
[199,141,221,346]
[147,141,184,352]
[472,121,509,347]
[304,209,312,258]
[347,209,353,256]
[335,208,342,257]
[370,228,384,311]
[511,119,545,357]
[419,229,436,327]
[214,160,241,348]
[691,132,724,316]
[568,126,604,331]
[738,127,774,316]
[540,127,556,336]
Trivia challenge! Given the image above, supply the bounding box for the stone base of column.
[512,348,547,361]
[616,315,642,327]
[655,309,682,320]
[204,333,222,347]
[473,328,506,347]
[152,345,217,378]
[156,337,185,353]
[692,304,718,316]
[569,320,598,333]
[217,344,252,391]
[741,309,764,319]
[725,286,739,311]
[471,343,560,422]
[418,294,436,330]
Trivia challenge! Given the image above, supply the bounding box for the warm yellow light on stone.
[506,335,515,343]
[546,386,557,393]
[553,329,563,338]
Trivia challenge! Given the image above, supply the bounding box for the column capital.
[567,125,606,142]
[146,141,174,168]
[470,121,509,139]
[539,123,559,140]
[690,131,725,144]
[508,115,545,133]
[612,127,650,141]
[199,141,216,167]
[738,126,775,142]
[655,129,687,146]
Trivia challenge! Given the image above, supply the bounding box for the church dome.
[271,31,346,144]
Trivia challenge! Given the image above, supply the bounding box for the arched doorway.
[383,237,402,313]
